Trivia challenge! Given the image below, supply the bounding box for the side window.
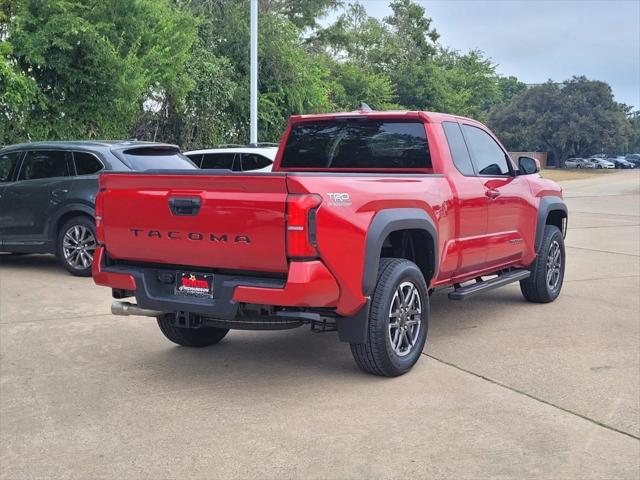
[241,153,272,171]
[201,153,236,170]
[442,122,475,176]
[0,152,22,182]
[185,154,203,167]
[18,151,71,180]
[462,125,511,176]
[74,152,104,175]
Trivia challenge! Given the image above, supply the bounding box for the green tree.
[2,0,195,144]
[488,77,632,165]
[183,0,336,143]
[628,111,640,153]
[261,0,340,30]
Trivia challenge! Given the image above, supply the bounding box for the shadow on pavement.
[0,253,66,274]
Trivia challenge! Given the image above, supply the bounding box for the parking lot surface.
[1,171,639,479]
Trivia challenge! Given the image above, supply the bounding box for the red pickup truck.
[93,110,567,376]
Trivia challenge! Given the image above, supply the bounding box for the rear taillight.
[286,194,322,259]
[95,188,105,245]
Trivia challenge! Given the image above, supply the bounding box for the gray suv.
[0,141,196,276]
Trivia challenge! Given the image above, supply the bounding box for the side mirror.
[518,156,540,175]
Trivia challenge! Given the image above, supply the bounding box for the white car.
[565,158,594,168]
[588,157,615,169]
[185,144,277,172]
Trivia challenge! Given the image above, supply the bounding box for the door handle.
[168,197,201,216]
[51,188,69,197]
[485,188,500,199]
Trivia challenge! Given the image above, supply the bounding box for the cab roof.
[288,110,482,125]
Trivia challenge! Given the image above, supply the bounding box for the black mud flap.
[336,299,371,343]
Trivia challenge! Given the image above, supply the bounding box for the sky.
[344,0,640,109]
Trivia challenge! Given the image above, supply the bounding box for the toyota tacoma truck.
[93,110,567,377]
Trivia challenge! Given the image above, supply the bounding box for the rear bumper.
[92,247,340,319]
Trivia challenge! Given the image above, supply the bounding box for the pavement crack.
[0,312,114,325]
[423,353,640,442]
[564,274,640,283]
[564,245,640,257]
[568,225,640,230]
[569,211,640,218]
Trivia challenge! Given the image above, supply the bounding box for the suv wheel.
[520,225,565,303]
[157,315,229,347]
[57,216,97,277]
[350,258,429,377]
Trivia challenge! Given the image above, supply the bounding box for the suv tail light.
[95,188,105,245]
[286,194,322,259]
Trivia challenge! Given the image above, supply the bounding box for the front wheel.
[520,225,565,303]
[350,258,429,377]
[157,315,229,347]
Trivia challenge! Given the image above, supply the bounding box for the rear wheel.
[57,216,97,277]
[350,258,428,377]
[157,315,229,347]
[520,225,565,303]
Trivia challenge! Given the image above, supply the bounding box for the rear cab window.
[442,122,475,176]
[118,146,197,171]
[280,119,432,171]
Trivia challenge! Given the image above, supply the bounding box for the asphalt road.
[1,171,639,479]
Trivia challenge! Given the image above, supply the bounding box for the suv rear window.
[281,120,431,170]
[121,147,196,171]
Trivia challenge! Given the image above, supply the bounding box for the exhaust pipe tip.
[111,301,166,318]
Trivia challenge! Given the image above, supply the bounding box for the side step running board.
[448,270,530,300]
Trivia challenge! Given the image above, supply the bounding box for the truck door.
[461,124,530,267]
[440,121,490,277]
[0,150,73,249]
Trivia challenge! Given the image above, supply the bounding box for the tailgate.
[99,173,289,273]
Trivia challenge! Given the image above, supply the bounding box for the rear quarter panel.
[287,174,452,315]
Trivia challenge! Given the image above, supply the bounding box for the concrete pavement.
[1,171,639,479]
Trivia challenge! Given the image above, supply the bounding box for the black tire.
[157,315,229,347]
[350,258,429,377]
[56,216,97,277]
[520,225,565,303]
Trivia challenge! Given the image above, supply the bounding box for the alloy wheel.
[62,225,97,270]
[546,240,562,290]
[388,281,422,357]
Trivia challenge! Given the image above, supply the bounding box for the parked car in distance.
[565,157,585,168]
[588,157,615,169]
[184,144,277,172]
[625,153,640,167]
[0,141,196,276]
[565,157,594,169]
[609,157,635,169]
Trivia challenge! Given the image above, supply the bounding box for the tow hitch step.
[448,270,530,300]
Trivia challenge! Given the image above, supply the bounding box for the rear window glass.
[201,153,237,170]
[121,147,196,171]
[281,120,431,169]
[241,153,272,171]
[74,151,104,175]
